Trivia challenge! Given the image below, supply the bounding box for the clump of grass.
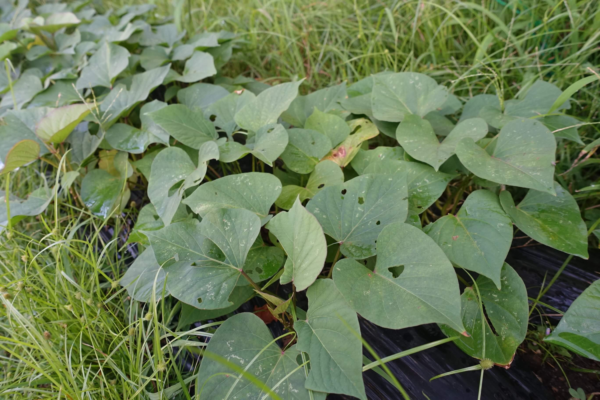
[0,167,208,399]
[183,0,600,102]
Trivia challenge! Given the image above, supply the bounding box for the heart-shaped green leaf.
[424,190,513,288]
[304,107,350,147]
[0,23,18,42]
[139,23,184,47]
[219,124,289,167]
[0,187,54,233]
[499,183,588,258]
[206,90,256,139]
[34,12,80,33]
[440,263,528,366]
[396,115,487,171]
[68,125,104,165]
[235,80,303,133]
[35,104,90,144]
[139,100,169,144]
[280,128,332,174]
[266,198,327,291]
[148,142,218,225]
[425,111,456,136]
[363,159,453,215]
[1,139,39,175]
[333,222,464,331]
[176,51,216,83]
[149,104,218,149]
[177,83,229,110]
[247,123,289,166]
[105,123,153,154]
[456,119,556,194]
[139,46,169,70]
[100,65,170,126]
[197,313,318,399]
[147,209,260,309]
[540,114,583,144]
[30,80,81,108]
[239,236,285,285]
[80,168,130,218]
[459,94,500,123]
[306,172,408,259]
[275,160,344,210]
[183,172,282,220]
[201,208,260,270]
[504,80,569,118]
[296,279,366,400]
[81,151,131,217]
[372,72,449,122]
[177,286,254,327]
[362,159,452,215]
[283,82,347,126]
[127,202,189,245]
[120,246,168,302]
[350,146,405,175]
[0,75,43,109]
[0,115,47,167]
[545,280,600,361]
[76,42,130,89]
[147,147,195,225]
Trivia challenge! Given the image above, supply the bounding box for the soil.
[518,348,600,399]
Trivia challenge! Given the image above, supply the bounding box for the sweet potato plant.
[0,2,598,399]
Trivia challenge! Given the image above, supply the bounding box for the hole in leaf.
[376,220,381,225]
[358,197,365,205]
[296,354,303,366]
[209,115,216,122]
[168,180,185,196]
[317,183,325,189]
[256,267,263,274]
[197,297,203,304]
[341,189,347,195]
[389,265,404,278]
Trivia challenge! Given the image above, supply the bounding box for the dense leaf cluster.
[0,1,597,398]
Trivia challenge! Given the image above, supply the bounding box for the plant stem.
[430,364,482,381]
[4,60,16,109]
[240,269,261,292]
[326,246,341,278]
[4,173,11,231]
[477,367,485,400]
[450,176,472,215]
[363,336,460,371]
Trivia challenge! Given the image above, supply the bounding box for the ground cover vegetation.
[1,0,599,399]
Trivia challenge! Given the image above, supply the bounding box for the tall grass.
[187,0,600,113]
[0,167,209,399]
